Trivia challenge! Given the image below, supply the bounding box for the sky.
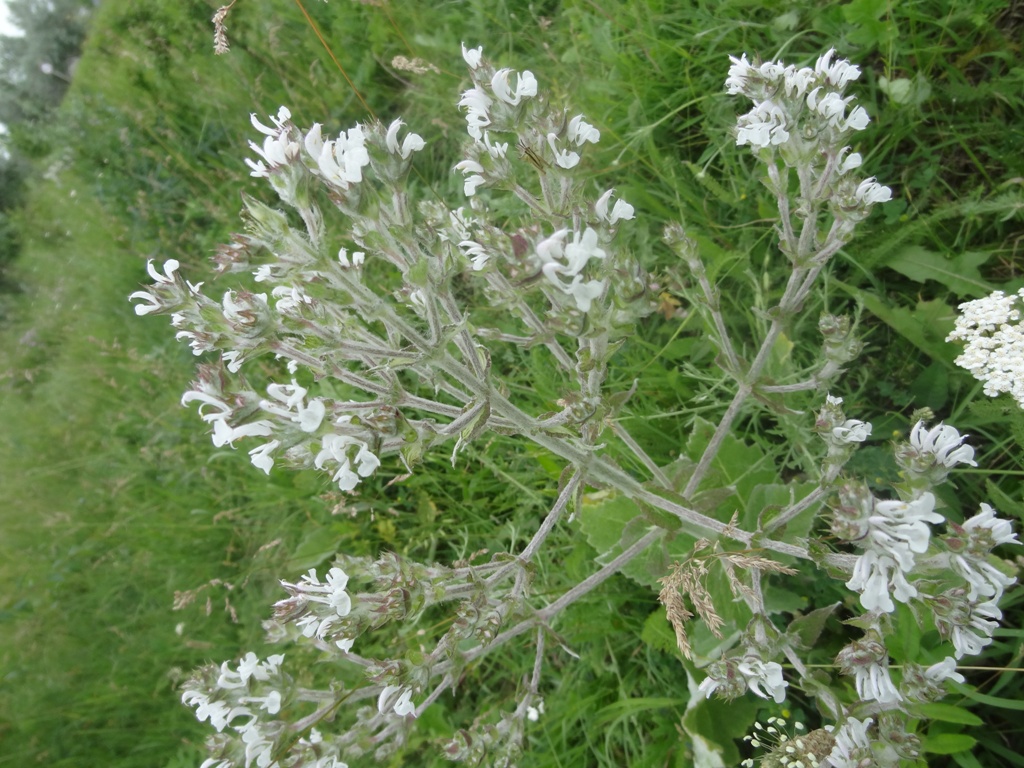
[0,0,21,37]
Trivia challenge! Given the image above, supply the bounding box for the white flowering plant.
[132,41,1021,768]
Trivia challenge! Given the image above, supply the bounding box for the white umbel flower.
[947,288,1024,408]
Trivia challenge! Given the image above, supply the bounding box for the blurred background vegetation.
[0,0,1022,766]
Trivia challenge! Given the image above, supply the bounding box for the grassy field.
[1,0,1023,766]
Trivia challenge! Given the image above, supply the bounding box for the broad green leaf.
[684,417,779,519]
[748,481,820,540]
[786,602,840,649]
[681,693,760,766]
[908,361,948,411]
[889,601,922,663]
[641,607,679,655]
[839,286,958,364]
[922,733,977,755]
[917,702,983,726]
[882,246,993,297]
[286,527,343,572]
[577,492,752,649]
[577,491,676,587]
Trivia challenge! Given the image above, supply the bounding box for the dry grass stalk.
[392,56,440,75]
[212,1,238,56]
[657,541,797,660]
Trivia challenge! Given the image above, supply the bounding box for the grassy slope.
[1,0,1023,766]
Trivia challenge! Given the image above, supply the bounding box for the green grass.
[1,0,1023,765]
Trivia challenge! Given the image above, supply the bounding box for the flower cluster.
[149,42,1019,768]
[833,485,943,613]
[182,653,353,768]
[698,651,788,704]
[726,49,892,244]
[275,567,355,645]
[895,420,977,489]
[947,288,1024,408]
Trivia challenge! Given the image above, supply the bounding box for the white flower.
[260,380,326,434]
[567,114,600,145]
[378,685,416,717]
[697,673,723,700]
[483,132,508,158]
[147,258,180,284]
[853,660,902,704]
[459,240,490,271]
[831,419,871,443]
[868,493,944,562]
[735,100,789,148]
[216,652,284,690]
[315,125,370,189]
[130,259,182,315]
[239,719,275,768]
[490,68,537,105]
[455,159,486,196]
[845,105,870,131]
[304,122,325,158]
[947,289,1024,407]
[595,189,635,225]
[246,107,300,176]
[567,277,606,312]
[461,42,483,69]
[845,550,902,613]
[824,718,873,768]
[537,227,608,311]
[526,700,545,721]
[183,689,250,732]
[854,177,892,205]
[815,49,862,89]
[248,439,280,474]
[909,422,977,467]
[839,150,863,174]
[292,566,353,616]
[950,553,1016,602]
[951,600,1001,658]
[314,431,380,490]
[736,658,788,703]
[923,657,965,685]
[458,87,492,140]
[807,87,854,128]
[338,248,365,268]
[725,54,754,95]
[385,118,425,159]
[545,132,581,169]
[963,503,1018,547]
[181,389,232,424]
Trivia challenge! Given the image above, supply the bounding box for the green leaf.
[917,702,983,726]
[641,607,679,655]
[838,285,958,364]
[577,491,676,587]
[952,751,986,768]
[951,682,1024,711]
[683,417,779,523]
[908,361,948,411]
[922,733,977,755]
[786,602,840,649]
[882,246,993,297]
[680,693,759,766]
[286,527,343,572]
[748,481,820,540]
[594,696,686,725]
